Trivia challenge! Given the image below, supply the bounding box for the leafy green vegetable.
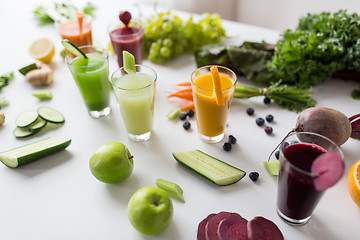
[0,72,14,92]
[269,10,360,88]
[33,2,96,25]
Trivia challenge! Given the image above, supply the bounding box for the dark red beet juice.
[109,26,143,67]
[277,143,327,222]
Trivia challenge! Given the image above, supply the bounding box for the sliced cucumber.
[172,150,246,186]
[15,110,39,128]
[123,50,136,74]
[37,106,65,124]
[61,39,88,59]
[263,160,279,176]
[156,178,185,202]
[0,137,71,168]
[27,117,47,132]
[19,63,38,75]
[13,127,37,138]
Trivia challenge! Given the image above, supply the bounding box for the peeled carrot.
[167,87,193,101]
[180,102,195,111]
[175,81,192,87]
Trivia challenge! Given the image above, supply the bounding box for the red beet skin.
[197,214,217,240]
[248,216,284,240]
[218,214,248,240]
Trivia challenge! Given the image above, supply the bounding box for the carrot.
[180,102,195,111]
[167,87,193,101]
[175,81,192,87]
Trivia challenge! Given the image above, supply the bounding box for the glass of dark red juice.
[108,18,143,68]
[276,132,344,225]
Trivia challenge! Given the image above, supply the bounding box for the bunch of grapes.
[143,11,226,64]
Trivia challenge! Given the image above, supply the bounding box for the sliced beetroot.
[311,151,344,191]
[205,211,237,240]
[218,214,248,240]
[197,213,217,240]
[349,113,360,139]
[248,216,284,240]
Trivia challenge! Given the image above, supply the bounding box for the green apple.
[128,186,173,235]
[89,142,134,183]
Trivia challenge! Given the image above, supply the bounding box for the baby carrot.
[180,102,195,111]
[175,81,192,87]
[167,91,193,101]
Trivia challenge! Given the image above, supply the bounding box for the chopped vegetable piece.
[166,109,181,120]
[0,97,9,109]
[13,127,37,138]
[37,106,65,124]
[32,89,53,100]
[156,178,185,202]
[61,39,87,59]
[122,50,136,74]
[0,72,14,92]
[263,160,279,176]
[0,137,71,168]
[26,64,53,86]
[173,150,246,186]
[19,63,38,75]
[15,110,39,128]
[180,102,195,112]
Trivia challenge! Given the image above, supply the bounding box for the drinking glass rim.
[280,131,344,177]
[65,45,109,67]
[190,65,237,92]
[111,64,157,91]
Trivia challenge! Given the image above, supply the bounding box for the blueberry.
[249,172,259,181]
[228,135,237,144]
[263,97,271,104]
[186,109,195,118]
[246,108,254,116]
[265,114,274,122]
[256,117,265,126]
[275,150,280,159]
[179,112,187,120]
[183,121,191,130]
[264,126,273,135]
[223,142,232,152]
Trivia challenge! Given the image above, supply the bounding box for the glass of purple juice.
[108,18,143,68]
[276,132,344,225]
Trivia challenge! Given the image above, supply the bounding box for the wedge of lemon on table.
[347,160,360,208]
[29,38,55,63]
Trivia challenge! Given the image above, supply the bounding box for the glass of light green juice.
[111,65,157,142]
[65,45,111,118]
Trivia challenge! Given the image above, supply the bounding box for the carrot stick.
[180,102,195,111]
[167,91,193,101]
[175,81,192,87]
[210,66,224,106]
[168,87,192,95]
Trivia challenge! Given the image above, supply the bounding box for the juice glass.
[276,132,344,225]
[108,19,143,67]
[65,45,111,118]
[111,65,156,142]
[191,65,236,143]
[57,15,92,47]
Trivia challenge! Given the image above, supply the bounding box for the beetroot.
[349,113,360,139]
[218,214,248,240]
[205,211,234,240]
[197,214,216,240]
[248,216,284,240]
[311,152,344,191]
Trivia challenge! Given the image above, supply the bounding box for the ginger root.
[0,112,4,127]
[25,64,53,86]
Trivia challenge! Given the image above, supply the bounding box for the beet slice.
[197,213,217,240]
[311,151,344,191]
[248,216,284,240]
[218,214,248,240]
[205,212,236,240]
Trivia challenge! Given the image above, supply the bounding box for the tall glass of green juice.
[65,45,111,118]
[111,65,157,142]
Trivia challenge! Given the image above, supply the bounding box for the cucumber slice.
[13,127,37,138]
[19,63,38,75]
[27,117,47,131]
[32,90,53,100]
[122,50,136,74]
[37,106,65,124]
[156,178,185,202]
[15,110,39,128]
[172,150,246,186]
[61,39,88,59]
[0,137,71,168]
[263,160,279,176]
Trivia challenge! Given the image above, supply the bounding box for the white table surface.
[1,1,359,239]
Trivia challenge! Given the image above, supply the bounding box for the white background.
[0,0,359,239]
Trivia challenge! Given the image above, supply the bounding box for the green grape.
[163,38,173,47]
[160,47,171,58]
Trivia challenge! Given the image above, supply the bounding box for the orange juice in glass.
[191,65,236,143]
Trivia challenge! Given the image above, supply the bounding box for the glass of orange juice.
[191,65,237,143]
